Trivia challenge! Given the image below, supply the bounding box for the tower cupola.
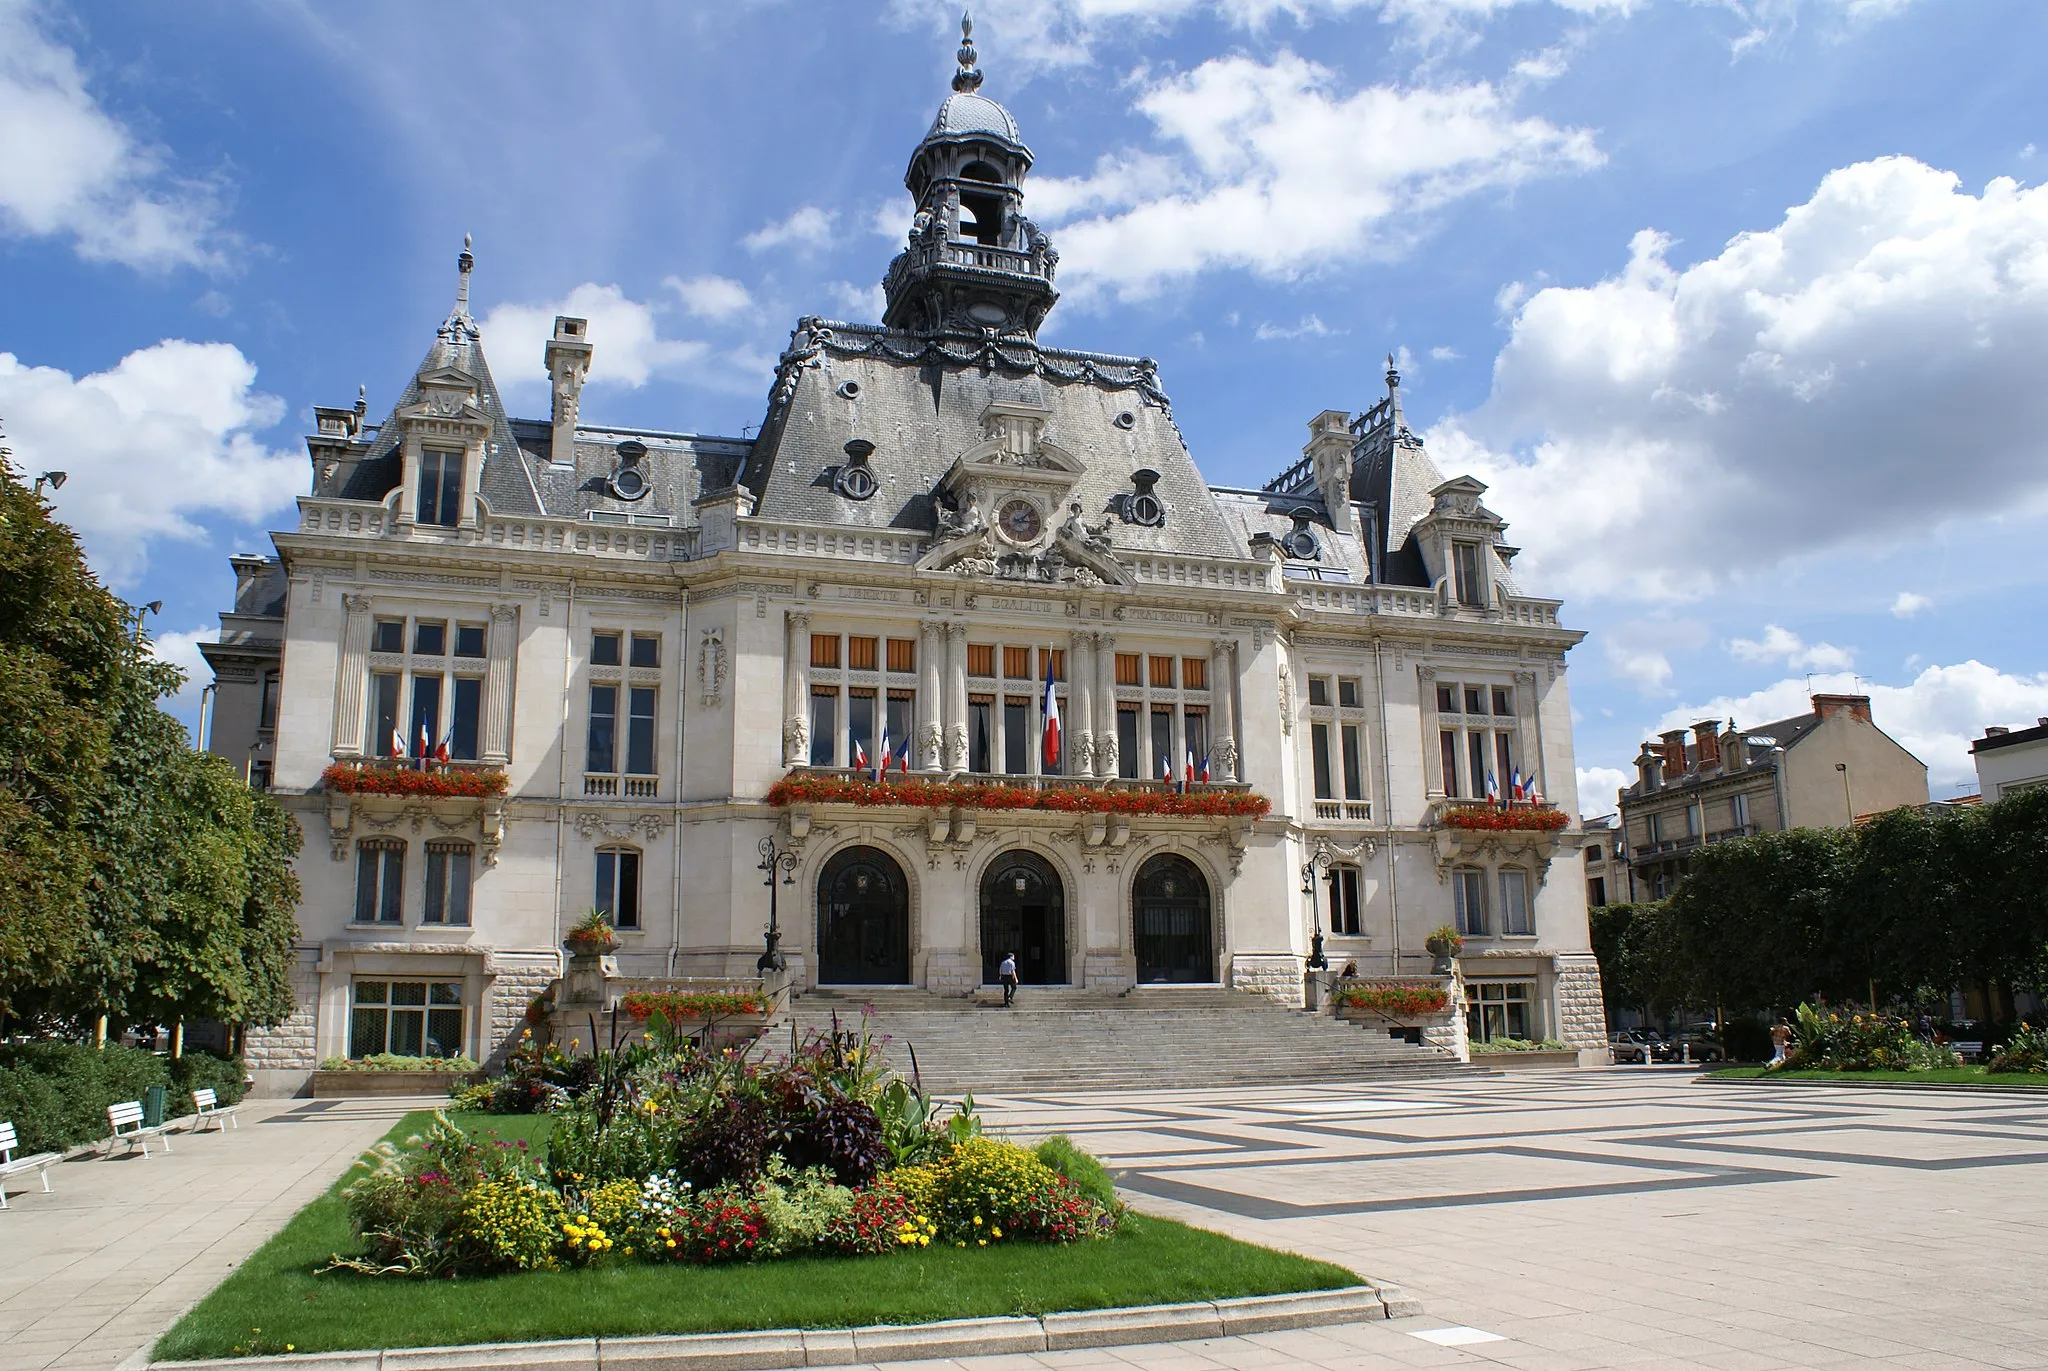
[881,13,1059,339]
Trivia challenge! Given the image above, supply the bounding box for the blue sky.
[5,0,2046,806]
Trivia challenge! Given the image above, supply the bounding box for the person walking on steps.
[999,952,1019,1008]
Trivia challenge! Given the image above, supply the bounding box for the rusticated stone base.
[1229,954,1305,1008]
[1553,951,1610,1050]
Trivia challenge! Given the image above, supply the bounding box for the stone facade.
[205,35,1607,1092]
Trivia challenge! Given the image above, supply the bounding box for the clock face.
[998,498,1042,543]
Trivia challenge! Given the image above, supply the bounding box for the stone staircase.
[782,986,1474,1094]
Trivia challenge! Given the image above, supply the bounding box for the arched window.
[960,160,1003,184]
[1133,854,1213,984]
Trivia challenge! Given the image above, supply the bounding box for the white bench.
[0,1122,60,1208]
[106,1100,173,1158]
[190,1087,239,1132]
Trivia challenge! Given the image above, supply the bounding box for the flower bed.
[1336,984,1449,1016]
[767,773,1271,819]
[1439,804,1568,832]
[1781,1003,1960,1072]
[619,990,769,1021]
[331,1018,1120,1280]
[322,763,509,799]
[1470,1037,1569,1053]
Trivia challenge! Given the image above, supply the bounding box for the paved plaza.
[4,1072,2046,1371]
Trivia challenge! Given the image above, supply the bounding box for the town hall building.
[206,28,1606,1093]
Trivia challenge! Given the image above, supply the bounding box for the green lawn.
[153,1111,1357,1361]
[1712,1066,2048,1087]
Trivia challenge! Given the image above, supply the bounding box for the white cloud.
[1890,590,1931,618]
[0,341,300,584]
[148,625,215,705]
[1601,616,1708,694]
[1032,51,1601,300]
[826,280,888,321]
[1434,157,2048,603]
[1576,765,1632,812]
[1430,345,1461,360]
[479,284,709,396]
[1254,314,1335,340]
[1656,660,2048,791]
[0,0,226,269]
[1728,624,1854,672]
[664,274,753,321]
[743,205,836,253]
[886,0,1638,70]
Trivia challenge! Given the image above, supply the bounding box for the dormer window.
[1452,540,1487,607]
[1121,469,1165,527]
[1282,508,1321,561]
[609,440,648,501]
[835,439,877,501]
[418,449,462,527]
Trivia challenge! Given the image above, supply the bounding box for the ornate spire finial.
[454,233,475,315]
[953,11,982,93]
[1385,352,1400,389]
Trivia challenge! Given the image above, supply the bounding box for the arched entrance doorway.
[816,846,910,985]
[980,851,1068,985]
[1133,854,1213,983]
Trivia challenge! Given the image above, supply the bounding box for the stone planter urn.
[1423,927,1464,975]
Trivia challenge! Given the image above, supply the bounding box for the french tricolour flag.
[874,721,889,781]
[415,720,432,770]
[853,737,870,773]
[389,723,406,760]
[1042,654,1061,770]
[1485,771,1500,805]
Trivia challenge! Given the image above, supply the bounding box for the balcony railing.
[794,766,1251,794]
[585,773,659,799]
[1313,800,1373,822]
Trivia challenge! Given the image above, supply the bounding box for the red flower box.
[620,990,768,1021]
[766,773,1271,819]
[1440,804,1568,832]
[322,763,508,799]
[1338,984,1450,1015]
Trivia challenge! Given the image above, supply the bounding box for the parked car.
[1609,1028,1661,1064]
[1657,1024,1726,1063]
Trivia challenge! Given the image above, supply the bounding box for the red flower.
[321,762,508,799]
[766,773,1271,819]
[1439,804,1568,832]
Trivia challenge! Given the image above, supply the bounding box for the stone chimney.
[1636,743,1664,791]
[545,315,593,463]
[1811,693,1873,725]
[1304,409,1355,535]
[1692,719,1722,772]
[1659,729,1689,778]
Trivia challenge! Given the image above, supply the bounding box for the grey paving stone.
[383,1338,599,1371]
[850,1317,1047,1360]
[598,1329,810,1370]
[1040,1304,1225,1351]
[1209,1288,1386,1335]
[799,1329,858,1366]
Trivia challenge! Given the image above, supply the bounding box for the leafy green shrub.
[547,1096,682,1188]
[822,1185,928,1254]
[169,1050,247,1117]
[1989,1024,2048,1074]
[330,1113,546,1277]
[1470,1037,1570,1054]
[319,1053,480,1073]
[0,1042,172,1151]
[903,1138,1114,1245]
[1034,1134,1118,1209]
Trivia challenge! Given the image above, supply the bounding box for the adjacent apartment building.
[1618,694,1928,899]
[1971,719,2048,800]
[201,34,1608,1093]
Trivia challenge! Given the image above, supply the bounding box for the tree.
[1667,828,1855,1013]
[0,459,128,1018]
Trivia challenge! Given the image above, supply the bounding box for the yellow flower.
[977,1238,987,1247]
[972,1215,982,1226]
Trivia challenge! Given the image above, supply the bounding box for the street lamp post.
[756,835,797,974]
[33,471,67,497]
[133,599,163,642]
[1300,849,1333,974]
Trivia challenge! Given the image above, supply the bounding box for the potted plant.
[564,908,619,957]
[1424,924,1464,973]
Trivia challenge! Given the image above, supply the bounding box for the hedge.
[0,1043,248,1154]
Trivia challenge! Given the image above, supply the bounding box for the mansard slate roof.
[1618,712,1824,800]
[740,321,1249,561]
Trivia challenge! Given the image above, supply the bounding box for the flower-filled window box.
[619,989,771,1021]
[1336,983,1451,1017]
[1438,802,1569,833]
[322,761,509,799]
[767,773,1271,819]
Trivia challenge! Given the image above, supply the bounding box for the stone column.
[1070,631,1096,778]
[783,610,811,768]
[918,621,945,771]
[330,592,374,757]
[1094,632,1118,778]
[1419,665,1444,797]
[1211,638,1238,783]
[1514,668,1543,799]
[945,622,969,772]
[482,603,518,764]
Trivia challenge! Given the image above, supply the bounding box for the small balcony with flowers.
[1426,795,1570,880]
[767,767,1272,855]
[317,756,511,866]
